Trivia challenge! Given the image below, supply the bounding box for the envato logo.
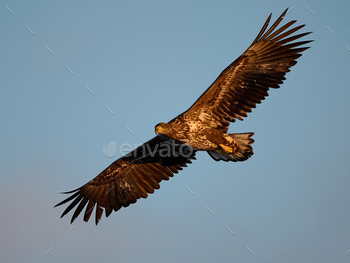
[103,141,194,159]
[103,141,117,158]
[102,142,144,158]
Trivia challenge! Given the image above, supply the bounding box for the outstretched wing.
[175,8,312,130]
[55,134,196,225]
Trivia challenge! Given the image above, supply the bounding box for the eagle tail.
[207,132,254,162]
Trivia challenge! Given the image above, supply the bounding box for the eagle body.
[157,115,223,151]
[56,8,312,225]
[156,121,235,151]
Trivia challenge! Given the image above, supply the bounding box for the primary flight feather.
[56,8,312,225]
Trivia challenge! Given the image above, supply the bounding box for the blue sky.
[1,1,350,262]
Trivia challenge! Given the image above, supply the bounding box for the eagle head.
[155,122,172,135]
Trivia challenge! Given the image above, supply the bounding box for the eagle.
[55,8,312,225]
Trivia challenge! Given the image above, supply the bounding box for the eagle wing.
[173,8,312,130]
[55,134,196,225]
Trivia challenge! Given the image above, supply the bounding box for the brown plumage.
[56,8,312,224]
[56,135,196,225]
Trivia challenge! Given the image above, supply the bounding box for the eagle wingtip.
[60,187,81,194]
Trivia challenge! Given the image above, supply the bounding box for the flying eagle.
[56,8,312,225]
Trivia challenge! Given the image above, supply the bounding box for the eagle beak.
[155,126,165,135]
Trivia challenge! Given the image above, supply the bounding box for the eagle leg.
[218,144,234,154]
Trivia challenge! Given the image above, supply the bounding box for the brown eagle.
[56,8,312,225]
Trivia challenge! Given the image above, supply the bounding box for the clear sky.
[1,0,350,262]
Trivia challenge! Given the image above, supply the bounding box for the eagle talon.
[219,144,233,154]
